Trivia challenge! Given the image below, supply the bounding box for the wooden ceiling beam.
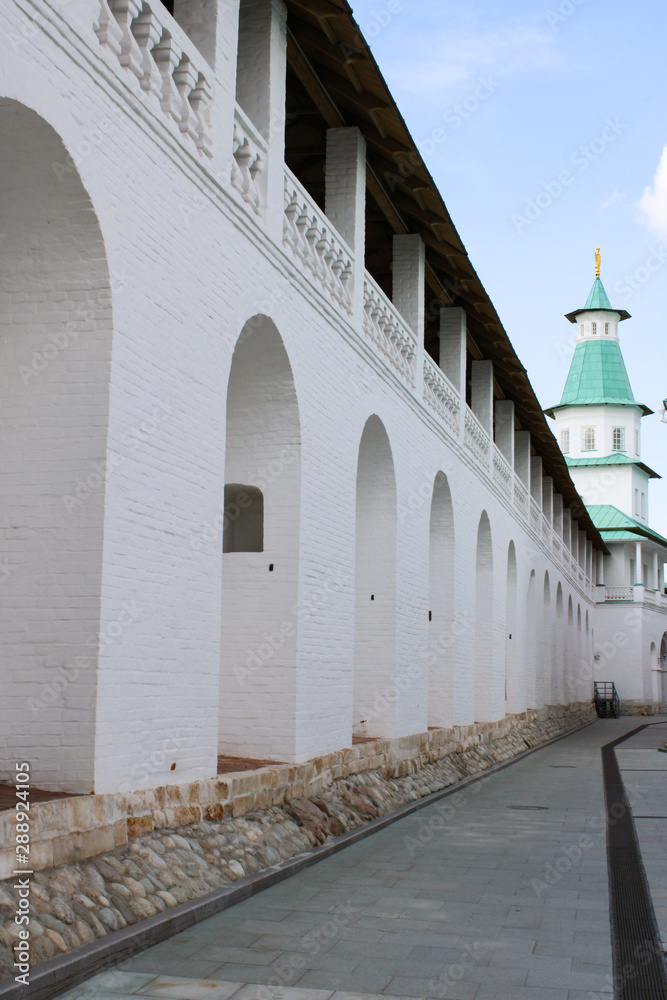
[286,32,344,129]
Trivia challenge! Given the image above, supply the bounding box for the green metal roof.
[545,339,652,416]
[565,454,660,479]
[565,275,630,323]
[584,276,612,310]
[587,504,667,546]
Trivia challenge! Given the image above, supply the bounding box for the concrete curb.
[0,716,597,1000]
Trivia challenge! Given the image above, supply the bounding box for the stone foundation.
[0,706,591,882]
[0,706,594,979]
[618,701,667,717]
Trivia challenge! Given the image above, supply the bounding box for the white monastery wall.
[0,0,599,794]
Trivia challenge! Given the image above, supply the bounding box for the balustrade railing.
[423,355,459,434]
[95,0,213,156]
[231,105,266,215]
[283,167,353,314]
[363,272,416,385]
[464,407,490,467]
[492,445,512,497]
[604,587,634,601]
[529,497,541,534]
[514,477,528,518]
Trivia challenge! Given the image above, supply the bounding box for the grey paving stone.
[119,958,225,980]
[232,988,333,1000]
[295,971,394,994]
[473,987,568,1000]
[525,969,613,991]
[69,722,667,1000]
[59,993,147,1000]
[88,972,159,994]
[385,977,478,1000]
[136,978,244,1000]
[209,964,305,987]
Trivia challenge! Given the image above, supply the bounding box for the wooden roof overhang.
[284,0,606,551]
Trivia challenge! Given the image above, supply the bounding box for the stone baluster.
[132,8,163,101]
[152,33,183,124]
[111,0,144,81]
[173,55,199,142]
[94,0,123,56]
[190,75,213,158]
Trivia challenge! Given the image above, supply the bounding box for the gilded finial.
[595,246,601,278]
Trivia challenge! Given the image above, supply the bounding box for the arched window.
[223,484,264,552]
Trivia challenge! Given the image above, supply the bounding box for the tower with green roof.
[546,251,667,714]
[545,248,657,526]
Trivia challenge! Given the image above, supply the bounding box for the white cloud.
[601,189,625,209]
[638,144,667,238]
[373,25,560,101]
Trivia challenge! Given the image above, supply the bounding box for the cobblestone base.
[0,707,594,979]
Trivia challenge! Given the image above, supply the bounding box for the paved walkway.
[58,718,667,1000]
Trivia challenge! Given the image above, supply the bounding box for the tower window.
[560,429,570,453]
[579,324,584,337]
[636,430,640,455]
[635,488,640,516]
[604,322,609,335]
[641,493,646,518]
[582,426,596,451]
[591,322,597,335]
[612,427,625,451]
[223,484,264,553]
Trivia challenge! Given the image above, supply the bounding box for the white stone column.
[596,549,606,601]
[471,360,493,433]
[439,306,466,440]
[235,0,287,239]
[571,519,579,563]
[579,530,587,570]
[494,400,514,465]
[393,234,425,394]
[652,549,659,591]
[565,515,572,555]
[514,431,530,488]
[553,493,563,538]
[635,540,643,584]
[542,476,553,524]
[471,360,494,474]
[530,455,543,508]
[325,127,366,325]
[174,0,240,176]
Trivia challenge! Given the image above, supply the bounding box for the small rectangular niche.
[223,484,264,553]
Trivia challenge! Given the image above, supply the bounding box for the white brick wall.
[0,98,112,792]
[0,0,603,793]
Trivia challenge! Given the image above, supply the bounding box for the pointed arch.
[474,511,495,721]
[220,315,301,760]
[505,542,520,713]
[428,472,455,727]
[0,100,112,792]
[354,416,397,737]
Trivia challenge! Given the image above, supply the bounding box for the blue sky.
[350,0,667,536]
